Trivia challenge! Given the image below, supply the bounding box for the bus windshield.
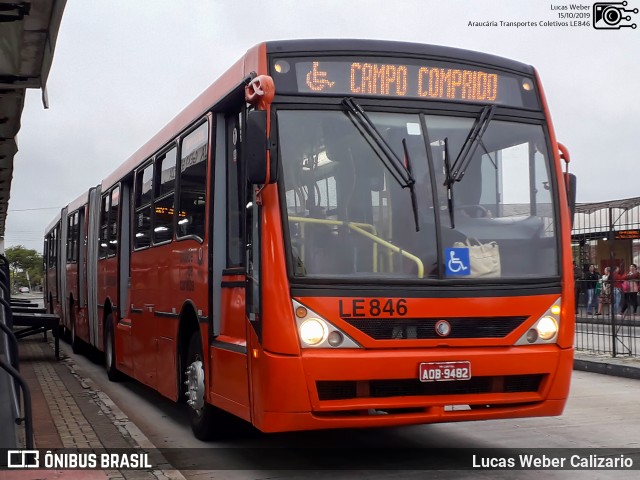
[278,108,558,280]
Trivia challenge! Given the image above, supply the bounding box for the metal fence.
[574,278,640,358]
[571,198,640,358]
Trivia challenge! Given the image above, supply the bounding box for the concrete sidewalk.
[4,336,185,480]
[574,351,640,380]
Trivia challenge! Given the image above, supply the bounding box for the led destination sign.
[272,57,538,108]
[308,61,497,100]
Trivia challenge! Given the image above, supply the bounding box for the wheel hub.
[185,359,205,413]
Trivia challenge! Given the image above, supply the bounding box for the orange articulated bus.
[44,39,576,439]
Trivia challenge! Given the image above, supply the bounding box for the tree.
[4,245,43,292]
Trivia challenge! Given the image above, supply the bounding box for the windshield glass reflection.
[278,109,558,280]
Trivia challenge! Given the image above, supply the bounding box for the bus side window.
[153,146,177,244]
[66,214,74,263]
[66,211,79,263]
[99,194,110,257]
[49,228,57,268]
[134,162,153,249]
[177,121,208,240]
[109,187,119,256]
[226,112,244,267]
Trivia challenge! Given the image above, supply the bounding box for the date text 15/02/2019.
[468,20,590,27]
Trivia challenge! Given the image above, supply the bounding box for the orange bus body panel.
[536,67,576,350]
[259,184,303,355]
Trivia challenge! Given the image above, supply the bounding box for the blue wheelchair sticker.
[445,248,471,276]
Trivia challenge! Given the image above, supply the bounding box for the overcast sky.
[5,0,639,252]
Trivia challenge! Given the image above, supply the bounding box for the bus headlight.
[292,300,362,349]
[537,316,558,341]
[515,298,561,345]
[300,318,328,346]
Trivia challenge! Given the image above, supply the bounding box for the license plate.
[419,361,472,382]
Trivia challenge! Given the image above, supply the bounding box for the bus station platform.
[3,334,184,480]
[573,350,640,380]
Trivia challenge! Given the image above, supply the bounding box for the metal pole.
[0,359,34,449]
[609,206,617,357]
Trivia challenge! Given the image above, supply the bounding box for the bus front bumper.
[252,345,573,433]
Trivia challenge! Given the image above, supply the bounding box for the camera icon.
[593,1,638,29]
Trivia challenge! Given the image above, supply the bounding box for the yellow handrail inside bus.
[288,216,378,272]
[288,216,424,278]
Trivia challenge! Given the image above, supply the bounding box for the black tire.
[104,315,122,381]
[70,307,82,354]
[185,331,222,440]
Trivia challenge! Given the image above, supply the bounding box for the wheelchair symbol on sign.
[445,247,470,276]
[448,250,468,273]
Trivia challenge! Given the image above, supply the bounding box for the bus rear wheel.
[185,331,222,440]
[70,309,82,355]
[104,315,121,381]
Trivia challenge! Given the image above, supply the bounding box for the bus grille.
[316,375,543,401]
[343,317,528,340]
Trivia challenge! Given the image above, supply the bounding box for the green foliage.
[5,245,43,290]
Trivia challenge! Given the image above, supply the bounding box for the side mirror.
[245,109,278,184]
[557,143,575,227]
[567,173,577,227]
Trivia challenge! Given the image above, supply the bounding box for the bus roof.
[67,188,91,213]
[45,209,61,234]
[265,39,534,75]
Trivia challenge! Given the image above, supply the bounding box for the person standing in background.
[585,264,599,316]
[573,261,582,311]
[596,266,612,315]
[622,264,640,318]
[613,265,626,315]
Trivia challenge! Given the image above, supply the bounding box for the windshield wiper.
[402,138,420,232]
[342,97,415,188]
[342,97,419,231]
[442,137,455,229]
[448,105,495,185]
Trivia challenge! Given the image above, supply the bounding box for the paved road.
[59,339,640,480]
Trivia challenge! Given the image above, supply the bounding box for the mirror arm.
[245,75,276,204]
[558,142,571,190]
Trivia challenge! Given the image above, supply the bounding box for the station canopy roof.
[576,197,640,214]
[0,0,66,237]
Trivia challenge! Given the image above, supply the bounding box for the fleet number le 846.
[338,298,408,317]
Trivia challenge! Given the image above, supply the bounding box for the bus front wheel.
[185,331,219,440]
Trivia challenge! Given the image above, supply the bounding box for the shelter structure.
[0,0,66,450]
[571,197,640,272]
[0,0,66,244]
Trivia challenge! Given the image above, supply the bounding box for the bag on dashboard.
[452,238,501,278]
